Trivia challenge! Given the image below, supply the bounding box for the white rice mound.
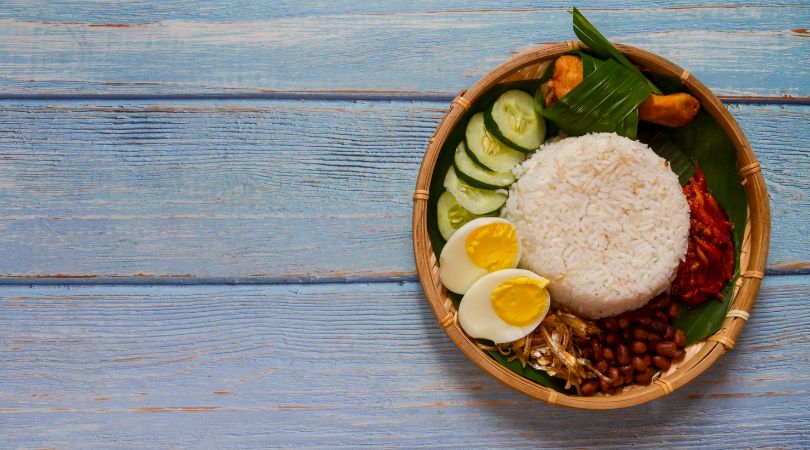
[502,133,690,319]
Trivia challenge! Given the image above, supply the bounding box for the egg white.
[458,269,550,344]
[439,217,521,295]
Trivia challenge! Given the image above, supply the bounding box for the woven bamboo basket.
[412,42,771,409]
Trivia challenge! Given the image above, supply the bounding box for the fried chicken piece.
[638,93,701,127]
[542,55,700,127]
[550,55,583,102]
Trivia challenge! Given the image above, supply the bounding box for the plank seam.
[0,268,806,286]
[0,93,808,106]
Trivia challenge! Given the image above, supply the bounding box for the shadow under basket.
[412,42,771,409]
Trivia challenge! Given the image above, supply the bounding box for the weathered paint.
[3,1,806,23]
[0,7,807,96]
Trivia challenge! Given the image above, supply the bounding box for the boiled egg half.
[439,217,521,294]
[459,269,550,344]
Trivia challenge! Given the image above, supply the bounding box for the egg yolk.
[465,222,518,271]
[490,277,549,326]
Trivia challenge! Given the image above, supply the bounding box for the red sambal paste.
[671,166,735,308]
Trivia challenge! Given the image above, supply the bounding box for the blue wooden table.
[1,2,808,447]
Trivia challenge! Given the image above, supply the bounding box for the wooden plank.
[0,100,807,279]
[3,1,804,23]
[1,276,809,447]
[0,7,807,97]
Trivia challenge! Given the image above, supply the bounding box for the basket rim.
[412,41,771,409]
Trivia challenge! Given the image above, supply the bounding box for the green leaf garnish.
[572,7,663,95]
[540,58,652,138]
[579,51,604,77]
[616,109,639,140]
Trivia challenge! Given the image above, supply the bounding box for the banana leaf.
[540,58,651,138]
[572,52,640,138]
[617,109,639,141]
[533,56,563,138]
[534,81,562,138]
[643,131,696,186]
[675,274,739,345]
[656,111,748,345]
[572,7,663,95]
[579,51,604,77]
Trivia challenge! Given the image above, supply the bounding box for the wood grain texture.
[0,1,807,447]
[3,1,805,23]
[0,6,807,97]
[1,277,809,448]
[0,101,806,279]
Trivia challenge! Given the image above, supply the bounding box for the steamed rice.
[502,133,690,319]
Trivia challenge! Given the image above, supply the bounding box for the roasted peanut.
[655,341,678,357]
[602,317,618,332]
[631,341,647,354]
[581,380,598,396]
[622,329,632,341]
[668,303,680,319]
[609,367,622,387]
[635,369,654,385]
[631,356,648,372]
[653,355,672,370]
[616,344,631,365]
[632,327,649,341]
[620,365,634,377]
[595,360,609,375]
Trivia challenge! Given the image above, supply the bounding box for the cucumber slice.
[443,166,506,215]
[436,191,482,240]
[453,141,515,190]
[465,112,526,173]
[484,90,546,152]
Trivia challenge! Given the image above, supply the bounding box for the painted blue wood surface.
[0,6,807,97]
[3,1,804,23]
[0,101,806,279]
[1,277,810,448]
[0,1,808,447]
